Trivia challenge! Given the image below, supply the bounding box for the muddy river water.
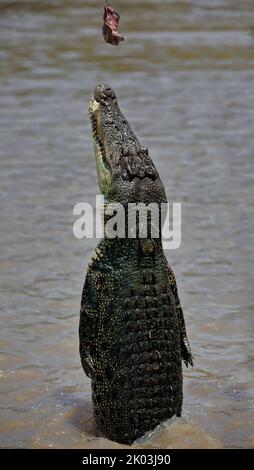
[0,0,254,448]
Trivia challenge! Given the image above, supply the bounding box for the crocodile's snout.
[93,84,116,104]
[89,84,162,195]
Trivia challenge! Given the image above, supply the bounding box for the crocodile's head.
[89,84,167,205]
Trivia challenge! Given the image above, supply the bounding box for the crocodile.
[79,84,193,445]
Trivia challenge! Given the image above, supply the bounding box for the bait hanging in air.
[103,1,124,46]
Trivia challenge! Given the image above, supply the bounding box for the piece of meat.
[103,1,124,46]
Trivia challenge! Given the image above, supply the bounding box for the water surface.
[0,0,254,449]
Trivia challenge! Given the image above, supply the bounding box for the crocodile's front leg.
[167,264,194,368]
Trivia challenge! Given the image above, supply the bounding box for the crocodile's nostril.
[94,84,116,102]
[104,87,116,99]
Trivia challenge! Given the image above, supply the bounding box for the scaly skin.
[79,85,193,444]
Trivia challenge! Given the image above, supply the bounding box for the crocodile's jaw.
[89,98,112,196]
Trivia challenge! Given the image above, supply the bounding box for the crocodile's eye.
[140,147,149,156]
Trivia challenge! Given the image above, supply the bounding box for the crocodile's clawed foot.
[181,342,194,368]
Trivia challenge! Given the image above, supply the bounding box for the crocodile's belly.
[92,267,183,444]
